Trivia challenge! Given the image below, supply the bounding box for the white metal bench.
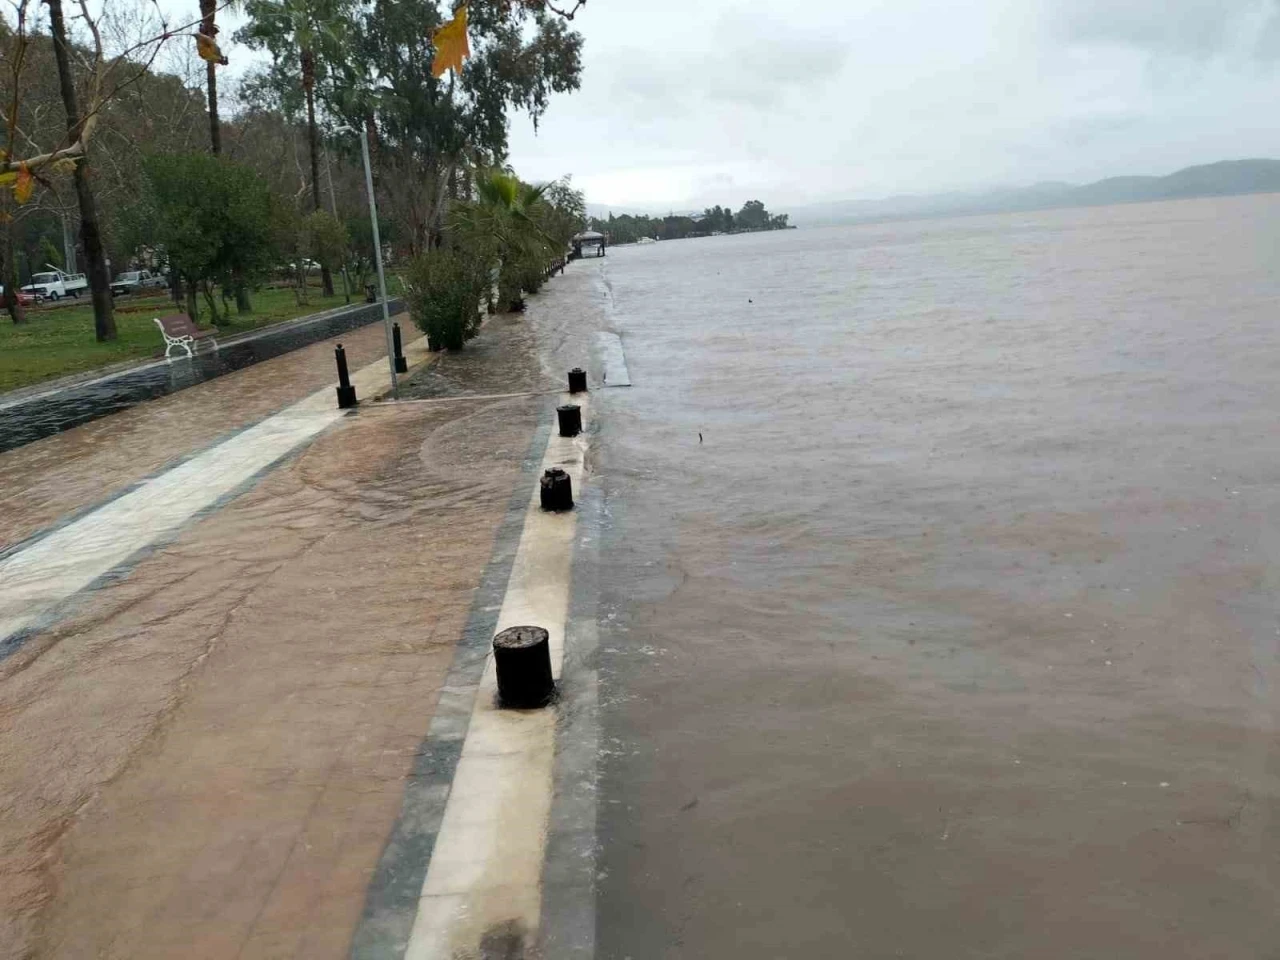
[154,314,218,360]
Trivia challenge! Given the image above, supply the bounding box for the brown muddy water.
[587,195,1280,957]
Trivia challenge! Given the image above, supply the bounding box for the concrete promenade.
[0,284,598,960]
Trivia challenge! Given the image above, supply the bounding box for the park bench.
[154,313,218,360]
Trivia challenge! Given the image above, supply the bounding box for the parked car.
[110,269,166,297]
[22,269,88,301]
[0,285,35,307]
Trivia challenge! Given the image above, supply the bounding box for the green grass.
[0,284,356,394]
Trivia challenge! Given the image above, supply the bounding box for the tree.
[303,208,346,284]
[198,0,232,154]
[539,176,585,250]
[325,0,583,254]
[449,168,554,311]
[237,0,352,297]
[405,245,485,350]
[736,199,769,231]
[0,0,206,336]
[144,152,274,323]
[46,0,116,339]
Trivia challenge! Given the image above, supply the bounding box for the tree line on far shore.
[588,200,790,245]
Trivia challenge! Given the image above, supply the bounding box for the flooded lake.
[585,195,1280,957]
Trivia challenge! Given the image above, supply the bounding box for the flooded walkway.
[0,322,393,553]
[0,296,575,958]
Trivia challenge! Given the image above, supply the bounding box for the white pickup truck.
[22,269,88,301]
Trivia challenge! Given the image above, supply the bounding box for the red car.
[0,286,35,307]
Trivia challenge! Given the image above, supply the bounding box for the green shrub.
[406,248,486,350]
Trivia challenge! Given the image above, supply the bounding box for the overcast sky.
[158,0,1280,212]
[503,0,1280,212]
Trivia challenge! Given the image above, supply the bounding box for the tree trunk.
[185,276,198,322]
[201,0,220,154]
[205,65,220,154]
[301,48,333,298]
[4,219,25,324]
[234,268,251,314]
[201,280,220,325]
[46,0,115,341]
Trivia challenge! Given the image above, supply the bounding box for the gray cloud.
[1054,0,1280,59]
[609,9,849,111]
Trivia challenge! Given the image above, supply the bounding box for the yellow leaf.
[431,4,470,78]
[0,171,17,186]
[195,32,228,65]
[51,157,78,175]
[14,164,32,203]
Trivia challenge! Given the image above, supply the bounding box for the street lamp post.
[334,123,397,398]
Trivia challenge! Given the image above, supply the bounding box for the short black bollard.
[392,322,408,374]
[568,368,587,393]
[493,625,554,708]
[335,343,357,408]
[557,403,582,438]
[540,467,574,512]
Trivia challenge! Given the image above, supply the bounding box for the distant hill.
[789,159,1280,227]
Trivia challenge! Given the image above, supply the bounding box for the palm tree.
[199,0,236,154]
[449,169,554,312]
[238,0,347,296]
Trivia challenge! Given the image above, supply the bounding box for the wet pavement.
[2,398,544,958]
[0,321,394,554]
[0,294,573,958]
[0,299,403,454]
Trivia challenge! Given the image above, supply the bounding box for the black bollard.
[540,467,574,512]
[567,368,587,394]
[335,344,357,408]
[493,625,555,708]
[557,403,582,438]
[392,322,408,373]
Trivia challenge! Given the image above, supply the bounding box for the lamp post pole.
[360,130,398,397]
[336,124,397,397]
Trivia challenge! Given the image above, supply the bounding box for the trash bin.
[365,283,377,304]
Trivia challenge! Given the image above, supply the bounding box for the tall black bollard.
[540,468,574,511]
[392,322,409,373]
[335,344,357,409]
[568,368,587,394]
[493,625,555,708]
[557,404,582,438]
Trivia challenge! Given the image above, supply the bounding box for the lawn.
[0,283,358,394]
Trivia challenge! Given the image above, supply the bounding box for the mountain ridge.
[787,159,1280,226]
